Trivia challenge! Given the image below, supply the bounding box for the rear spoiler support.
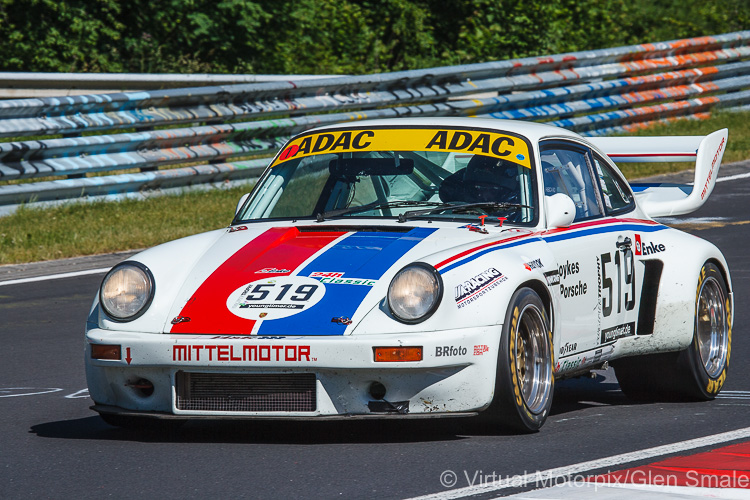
[590,129,728,218]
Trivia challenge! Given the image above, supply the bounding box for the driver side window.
[540,143,602,221]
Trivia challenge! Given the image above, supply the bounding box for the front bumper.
[85,326,499,418]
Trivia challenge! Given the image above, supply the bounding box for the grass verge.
[0,185,253,265]
[0,111,748,265]
[614,110,750,179]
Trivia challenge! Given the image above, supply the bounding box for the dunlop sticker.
[272,128,532,169]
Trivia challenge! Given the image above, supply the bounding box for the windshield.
[237,126,537,224]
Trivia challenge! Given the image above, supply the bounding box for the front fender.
[352,237,558,335]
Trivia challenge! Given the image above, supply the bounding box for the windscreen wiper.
[316,200,446,222]
[397,202,532,222]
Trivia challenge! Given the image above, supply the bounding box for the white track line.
[409,427,750,500]
[0,267,110,287]
[717,172,750,183]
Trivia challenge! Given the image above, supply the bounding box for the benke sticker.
[227,276,325,320]
[272,128,531,169]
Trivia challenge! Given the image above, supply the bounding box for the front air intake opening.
[175,372,316,412]
[125,378,154,397]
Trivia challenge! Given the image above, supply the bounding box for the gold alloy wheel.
[514,303,553,414]
[696,276,729,378]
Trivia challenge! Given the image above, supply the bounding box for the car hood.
[165,224,451,335]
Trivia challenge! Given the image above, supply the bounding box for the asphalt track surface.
[2,165,750,499]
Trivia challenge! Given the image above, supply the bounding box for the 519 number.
[601,249,635,317]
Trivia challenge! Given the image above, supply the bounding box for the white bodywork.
[85,118,733,419]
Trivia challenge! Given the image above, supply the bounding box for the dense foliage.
[0,0,748,74]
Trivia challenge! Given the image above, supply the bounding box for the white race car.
[85,118,732,432]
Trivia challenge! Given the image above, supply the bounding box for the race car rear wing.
[589,129,728,218]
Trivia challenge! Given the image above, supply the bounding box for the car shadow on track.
[30,415,475,444]
[30,372,638,443]
[550,372,633,417]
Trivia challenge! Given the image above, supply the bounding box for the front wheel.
[484,288,554,432]
[614,261,731,401]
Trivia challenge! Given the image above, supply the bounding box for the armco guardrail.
[1,30,749,213]
[0,73,346,98]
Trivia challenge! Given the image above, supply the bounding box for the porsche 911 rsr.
[85,118,732,432]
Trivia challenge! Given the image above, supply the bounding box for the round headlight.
[100,262,154,321]
[387,263,443,323]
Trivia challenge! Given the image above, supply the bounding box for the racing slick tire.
[484,288,554,432]
[614,262,731,401]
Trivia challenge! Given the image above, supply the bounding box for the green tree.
[0,0,123,72]
[0,0,746,74]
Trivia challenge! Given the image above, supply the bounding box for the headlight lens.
[387,263,443,323]
[100,263,154,321]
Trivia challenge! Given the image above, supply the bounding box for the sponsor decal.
[524,258,543,271]
[555,358,581,373]
[255,268,291,274]
[634,234,665,256]
[173,344,312,362]
[228,225,248,233]
[561,280,587,298]
[559,342,577,356]
[310,271,376,285]
[310,272,344,278]
[544,270,560,286]
[273,128,531,169]
[331,316,353,325]
[592,348,603,364]
[320,277,376,286]
[557,259,587,298]
[558,260,580,279]
[436,345,468,357]
[474,344,489,356]
[601,322,636,343]
[454,267,507,308]
[701,136,725,200]
[596,256,602,340]
[227,276,326,320]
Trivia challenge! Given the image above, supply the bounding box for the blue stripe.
[440,222,667,274]
[257,227,436,336]
[630,183,692,194]
[440,237,544,275]
[543,223,666,243]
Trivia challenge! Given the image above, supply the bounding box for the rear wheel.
[614,262,731,401]
[485,288,554,432]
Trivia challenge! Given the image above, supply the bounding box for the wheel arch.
[517,279,554,331]
[706,257,732,294]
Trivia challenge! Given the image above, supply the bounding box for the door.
[541,141,638,374]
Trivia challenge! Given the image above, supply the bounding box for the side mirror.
[545,193,576,229]
[235,193,250,216]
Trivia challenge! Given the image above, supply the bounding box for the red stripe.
[435,218,659,270]
[589,441,750,488]
[541,217,658,237]
[435,232,532,270]
[170,227,345,335]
